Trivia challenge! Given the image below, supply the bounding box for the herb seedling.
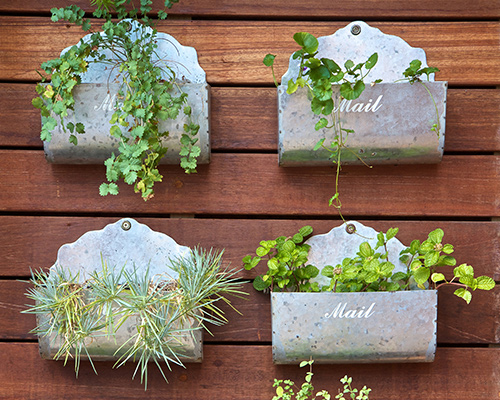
[33,0,201,200]
[244,226,496,303]
[272,360,371,400]
[242,225,318,292]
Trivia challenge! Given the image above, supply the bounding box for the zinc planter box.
[32,218,204,363]
[44,82,210,165]
[278,21,447,167]
[41,20,211,166]
[271,290,437,364]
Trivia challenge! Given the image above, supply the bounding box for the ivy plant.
[264,32,440,218]
[242,225,318,292]
[243,226,496,303]
[272,360,371,400]
[32,0,201,200]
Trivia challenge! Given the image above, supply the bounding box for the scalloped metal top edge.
[281,21,433,87]
[61,19,206,84]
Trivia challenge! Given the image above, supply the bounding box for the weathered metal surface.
[38,311,203,362]
[43,20,210,164]
[44,83,210,164]
[278,82,446,166]
[272,291,437,364]
[38,218,203,362]
[279,20,447,166]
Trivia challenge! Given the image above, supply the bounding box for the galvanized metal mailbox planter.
[271,221,438,364]
[43,21,210,165]
[36,218,203,363]
[278,21,447,166]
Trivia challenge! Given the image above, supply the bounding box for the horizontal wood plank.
[0,343,498,399]
[1,0,499,19]
[1,18,499,85]
[0,151,498,217]
[3,280,499,344]
[2,84,499,152]
[1,216,499,279]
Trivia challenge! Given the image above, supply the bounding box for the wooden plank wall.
[0,1,499,399]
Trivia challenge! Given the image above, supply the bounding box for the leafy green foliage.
[264,32,378,217]
[272,360,371,400]
[400,59,442,137]
[23,248,245,388]
[242,225,317,292]
[34,0,201,200]
[245,225,496,302]
[264,34,441,215]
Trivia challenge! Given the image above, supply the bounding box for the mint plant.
[32,0,201,200]
[272,360,371,400]
[242,225,318,292]
[322,228,496,303]
[244,226,496,303]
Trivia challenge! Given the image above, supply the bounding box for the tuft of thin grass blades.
[23,267,104,376]
[23,247,246,389]
[169,247,247,335]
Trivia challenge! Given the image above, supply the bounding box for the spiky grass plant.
[24,248,245,389]
[169,247,247,333]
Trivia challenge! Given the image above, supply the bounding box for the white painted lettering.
[324,302,376,319]
[332,96,383,114]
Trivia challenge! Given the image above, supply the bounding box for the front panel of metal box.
[272,290,437,364]
[43,83,211,165]
[278,82,446,166]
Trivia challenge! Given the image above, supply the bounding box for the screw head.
[351,24,361,35]
[345,223,357,234]
[121,220,132,231]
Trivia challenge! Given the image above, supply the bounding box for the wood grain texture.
[2,84,499,152]
[0,343,498,399]
[1,18,499,85]
[0,151,498,217]
[3,280,499,344]
[1,216,499,279]
[0,0,498,19]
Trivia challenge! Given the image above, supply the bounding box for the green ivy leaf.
[314,118,328,131]
[32,97,44,109]
[476,276,496,291]
[293,32,318,54]
[75,122,85,134]
[431,272,445,283]
[253,275,271,291]
[365,52,378,69]
[286,79,299,95]
[413,266,430,285]
[263,54,276,67]
[99,182,119,196]
[454,287,472,304]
